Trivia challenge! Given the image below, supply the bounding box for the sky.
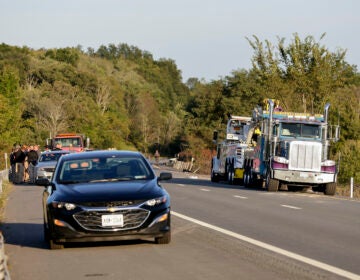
[1,0,359,81]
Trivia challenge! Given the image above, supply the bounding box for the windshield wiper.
[88,177,134,183]
[113,177,133,181]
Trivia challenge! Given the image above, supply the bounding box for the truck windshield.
[281,123,320,139]
[55,137,82,147]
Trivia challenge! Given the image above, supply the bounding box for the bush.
[337,140,360,184]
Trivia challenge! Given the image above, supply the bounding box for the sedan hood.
[55,179,164,203]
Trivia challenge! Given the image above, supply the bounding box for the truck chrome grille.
[73,208,150,231]
[289,141,322,172]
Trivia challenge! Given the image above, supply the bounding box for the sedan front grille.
[73,208,150,231]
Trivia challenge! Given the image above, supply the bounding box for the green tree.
[247,33,357,113]
[45,48,80,66]
[0,66,24,155]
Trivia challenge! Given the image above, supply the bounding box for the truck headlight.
[321,160,335,166]
[273,156,289,164]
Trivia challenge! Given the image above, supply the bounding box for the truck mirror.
[334,126,340,142]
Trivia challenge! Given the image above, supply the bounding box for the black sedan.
[39,150,172,249]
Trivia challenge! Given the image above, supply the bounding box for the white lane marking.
[177,184,185,187]
[234,195,248,199]
[281,204,302,210]
[172,211,360,280]
[200,188,210,192]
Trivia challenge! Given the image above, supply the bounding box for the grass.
[0,179,12,223]
[336,183,360,199]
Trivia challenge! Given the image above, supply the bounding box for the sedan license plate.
[102,214,124,227]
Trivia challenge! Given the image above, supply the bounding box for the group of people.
[9,144,42,184]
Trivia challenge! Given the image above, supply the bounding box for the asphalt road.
[1,169,360,280]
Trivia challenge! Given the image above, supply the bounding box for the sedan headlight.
[52,201,76,211]
[145,196,167,207]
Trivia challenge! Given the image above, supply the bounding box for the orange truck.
[47,133,90,152]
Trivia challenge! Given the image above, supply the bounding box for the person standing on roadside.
[27,145,39,184]
[34,144,41,158]
[9,145,17,182]
[14,145,26,183]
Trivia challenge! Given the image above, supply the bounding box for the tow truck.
[244,99,340,195]
[46,133,90,152]
[211,115,253,184]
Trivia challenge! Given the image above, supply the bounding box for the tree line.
[0,33,359,185]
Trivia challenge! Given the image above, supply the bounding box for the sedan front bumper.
[49,209,171,243]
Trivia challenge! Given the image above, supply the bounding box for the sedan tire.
[155,231,171,244]
[49,239,64,250]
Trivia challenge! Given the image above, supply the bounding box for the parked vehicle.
[211,115,253,184]
[35,150,70,185]
[38,150,172,249]
[46,133,90,152]
[244,99,340,195]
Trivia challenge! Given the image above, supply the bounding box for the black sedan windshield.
[57,155,154,184]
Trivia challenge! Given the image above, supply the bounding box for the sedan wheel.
[43,223,49,242]
[155,231,171,244]
[49,239,64,250]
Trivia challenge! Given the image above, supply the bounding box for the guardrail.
[0,234,10,280]
[350,177,359,199]
[0,169,11,280]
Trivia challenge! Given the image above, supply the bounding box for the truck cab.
[245,100,340,195]
[47,133,90,152]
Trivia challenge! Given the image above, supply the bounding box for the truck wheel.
[266,171,279,192]
[211,170,219,182]
[211,161,219,182]
[243,159,251,187]
[268,178,279,192]
[324,183,336,196]
[243,170,249,187]
[227,165,234,185]
[244,169,252,187]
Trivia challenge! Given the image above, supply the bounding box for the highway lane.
[1,170,359,280]
[164,170,360,278]
[0,182,317,280]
